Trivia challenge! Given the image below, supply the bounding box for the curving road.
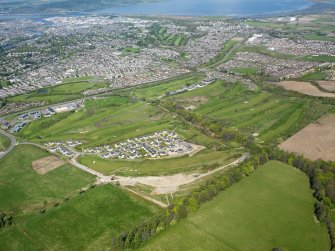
[0,129,16,160]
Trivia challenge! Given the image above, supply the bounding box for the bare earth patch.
[32,155,65,174]
[279,114,335,161]
[184,96,208,110]
[278,81,335,98]
[317,81,335,92]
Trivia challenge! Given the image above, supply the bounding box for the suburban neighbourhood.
[0,4,335,250]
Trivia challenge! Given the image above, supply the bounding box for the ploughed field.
[278,81,335,98]
[143,161,330,251]
[279,114,335,161]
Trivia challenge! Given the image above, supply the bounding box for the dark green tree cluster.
[0,211,12,230]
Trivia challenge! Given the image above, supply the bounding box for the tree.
[187,197,199,212]
[315,201,326,222]
[242,163,254,176]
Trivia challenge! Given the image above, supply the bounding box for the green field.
[230,67,258,76]
[142,24,189,46]
[0,133,11,151]
[165,80,307,141]
[131,73,205,100]
[13,87,244,177]
[201,39,241,67]
[300,55,335,63]
[79,149,239,176]
[0,185,160,251]
[143,161,330,251]
[0,145,94,215]
[17,97,180,147]
[8,77,108,104]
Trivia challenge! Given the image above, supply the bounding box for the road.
[122,186,167,208]
[0,129,16,160]
[70,156,105,178]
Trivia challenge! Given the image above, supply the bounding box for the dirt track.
[114,154,247,194]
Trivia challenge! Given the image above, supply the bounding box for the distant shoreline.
[0,0,334,20]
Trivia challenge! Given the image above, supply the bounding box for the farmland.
[317,81,335,92]
[279,114,335,162]
[278,81,335,98]
[0,145,94,215]
[143,161,330,251]
[0,185,159,251]
[0,133,10,151]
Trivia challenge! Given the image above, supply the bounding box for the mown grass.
[17,97,177,148]
[0,145,94,215]
[299,55,335,63]
[201,39,240,67]
[16,93,242,177]
[166,81,307,141]
[229,67,258,75]
[143,161,330,251]
[0,133,11,151]
[143,24,189,47]
[131,72,205,100]
[8,77,108,104]
[299,71,328,81]
[78,149,238,177]
[0,185,160,251]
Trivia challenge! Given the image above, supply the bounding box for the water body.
[92,0,315,17]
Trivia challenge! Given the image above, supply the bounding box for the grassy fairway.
[131,73,205,100]
[0,133,11,151]
[0,145,94,214]
[8,76,108,104]
[143,161,330,251]
[166,81,307,141]
[17,97,177,147]
[0,185,160,251]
